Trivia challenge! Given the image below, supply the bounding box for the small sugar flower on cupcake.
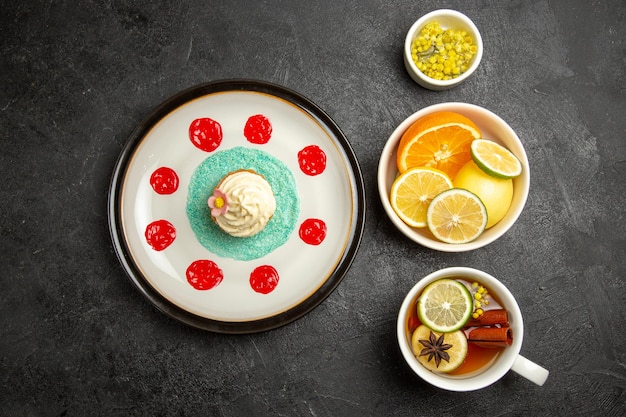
[208,189,229,217]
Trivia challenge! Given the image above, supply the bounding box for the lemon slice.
[390,167,453,228]
[426,188,488,244]
[412,324,468,373]
[470,139,522,179]
[417,279,473,333]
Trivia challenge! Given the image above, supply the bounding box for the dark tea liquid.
[407,277,506,377]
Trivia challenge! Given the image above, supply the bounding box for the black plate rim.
[107,79,366,334]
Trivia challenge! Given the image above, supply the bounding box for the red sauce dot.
[250,265,279,294]
[298,145,326,176]
[186,260,224,291]
[145,220,176,251]
[299,218,327,245]
[189,117,223,152]
[149,167,179,195]
[244,114,272,144]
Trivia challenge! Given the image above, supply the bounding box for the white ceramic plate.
[108,80,365,333]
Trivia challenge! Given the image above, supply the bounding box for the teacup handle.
[511,354,549,386]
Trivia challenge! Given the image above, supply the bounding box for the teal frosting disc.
[186,146,300,261]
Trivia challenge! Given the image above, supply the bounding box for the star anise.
[419,330,452,368]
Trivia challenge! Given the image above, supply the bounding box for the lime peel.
[417,279,473,333]
[426,187,488,244]
[470,139,522,179]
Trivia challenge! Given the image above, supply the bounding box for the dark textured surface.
[1,0,625,415]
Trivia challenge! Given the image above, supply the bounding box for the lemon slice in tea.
[390,167,452,228]
[470,139,522,179]
[426,188,488,244]
[417,279,473,333]
[412,324,468,373]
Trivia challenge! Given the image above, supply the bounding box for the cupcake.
[208,170,276,238]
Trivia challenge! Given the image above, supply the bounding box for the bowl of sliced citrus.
[377,102,529,251]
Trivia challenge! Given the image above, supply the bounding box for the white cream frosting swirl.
[215,171,276,238]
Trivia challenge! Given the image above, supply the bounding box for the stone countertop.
[1,0,624,415]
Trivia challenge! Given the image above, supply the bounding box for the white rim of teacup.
[397,267,548,391]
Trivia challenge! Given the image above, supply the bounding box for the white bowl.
[377,102,530,252]
[397,267,549,391]
[404,9,483,90]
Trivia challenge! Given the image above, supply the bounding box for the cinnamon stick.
[465,309,509,328]
[468,326,513,348]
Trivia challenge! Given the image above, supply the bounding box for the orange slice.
[397,111,482,178]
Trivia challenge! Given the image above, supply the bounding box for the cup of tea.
[397,267,549,391]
